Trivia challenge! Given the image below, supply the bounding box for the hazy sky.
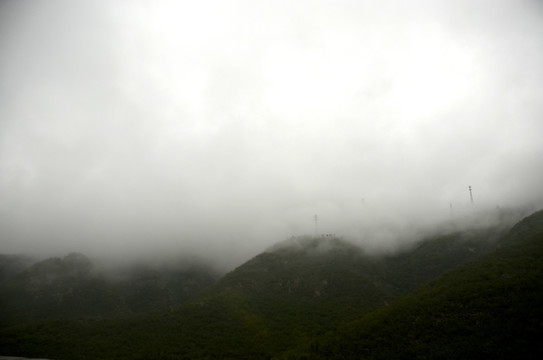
[1,0,543,265]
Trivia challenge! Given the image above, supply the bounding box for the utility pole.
[468,186,474,205]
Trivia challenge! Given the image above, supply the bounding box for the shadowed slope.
[301,210,543,360]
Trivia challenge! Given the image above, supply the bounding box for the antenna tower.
[314,214,319,238]
[468,186,474,204]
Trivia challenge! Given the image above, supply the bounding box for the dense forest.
[1,210,542,359]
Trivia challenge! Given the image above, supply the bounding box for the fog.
[1,0,542,268]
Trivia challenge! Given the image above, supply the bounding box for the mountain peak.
[266,235,359,255]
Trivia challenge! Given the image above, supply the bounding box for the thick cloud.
[1,0,542,266]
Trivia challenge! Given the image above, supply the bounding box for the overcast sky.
[1,0,542,266]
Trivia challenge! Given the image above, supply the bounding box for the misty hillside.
[0,255,36,284]
[0,213,524,359]
[300,209,543,360]
[0,254,219,328]
[381,227,501,292]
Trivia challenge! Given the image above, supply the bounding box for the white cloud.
[1,0,542,265]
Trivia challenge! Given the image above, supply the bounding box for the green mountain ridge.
[0,255,36,284]
[299,209,543,359]
[0,210,540,359]
[0,253,220,328]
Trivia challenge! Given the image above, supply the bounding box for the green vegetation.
[299,211,543,359]
[0,211,541,359]
[0,254,219,328]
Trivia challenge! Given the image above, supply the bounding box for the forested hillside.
[0,211,541,359]
[299,210,543,359]
[0,254,219,328]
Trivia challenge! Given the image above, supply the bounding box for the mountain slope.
[0,255,35,284]
[0,253,219,328]
[382,227,500,292]
[0,253,124,327]
[0,223,509,359]
[301,210,543,360]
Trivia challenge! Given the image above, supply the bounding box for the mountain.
[0,253,122,327]
[299,209,543,359]
[0,253,219,328]
[0,216,513,359]
[381,227,501,292]
[113,260,220,313]
[0,255,35,284]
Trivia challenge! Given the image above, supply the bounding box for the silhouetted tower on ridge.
[314,214,319,238]
[469,186,474,204]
